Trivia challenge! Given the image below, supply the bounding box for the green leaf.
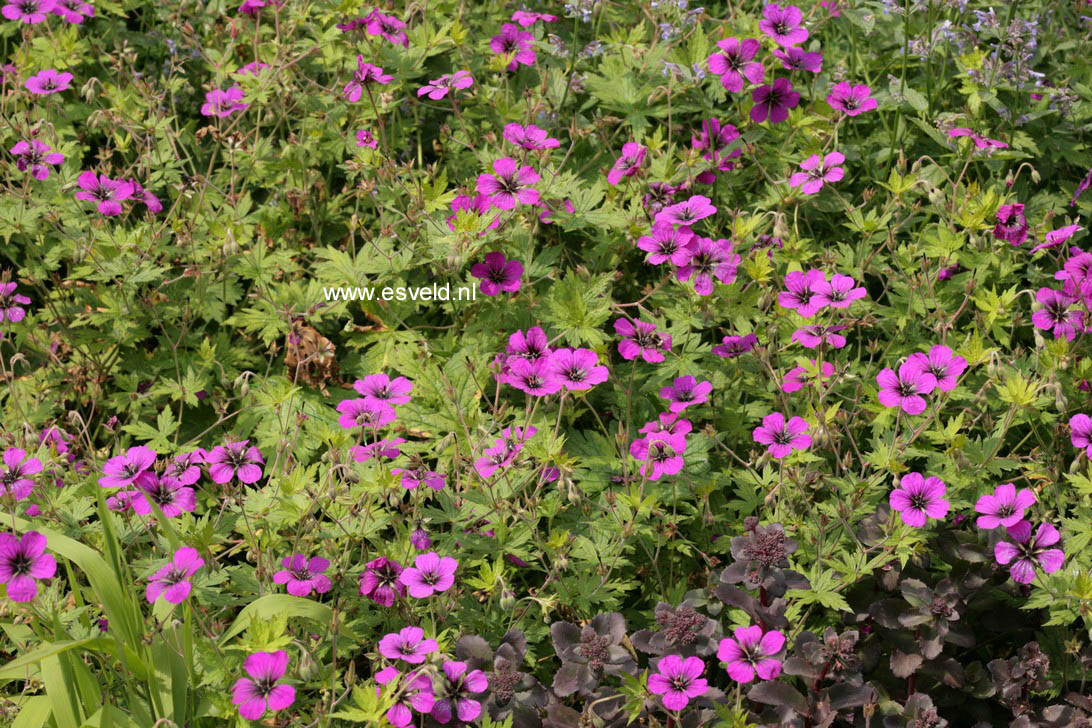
[219,594,334,646]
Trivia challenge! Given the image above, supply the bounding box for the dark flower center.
[226,448,251,467]
[673,206,699,222]
[692,251,717,273]
[650,443,674,462]
[254,676,278,697]
[563,366,586,382]
[149,483,174,505]
[633,329,660,349]
[670,674,692,691]
[497,174,522,195]
[896,380,919,397]
[165,565,189,585]
[10,553,32,576]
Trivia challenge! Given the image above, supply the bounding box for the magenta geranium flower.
[470,251,524,295]
[163,449,206,482]
[827,82,877,116]
[3,0,54,23]
[660,376,713,412]
[814,273,865,308]
[206,441,264,484]
[607,142,646,185]
[99,445,157,489]
[356,129,378,148]
[351,437,405,462]
[638,222,694,266]
[717,626,785,683]
[378,626,439,664]
[511,10,556,25]
[24,68,72,94]
[376,667,435,727]
[676,236,740,295]
[751,78,800,124]
[506,357,562,396]
[1032,287,1084,341]
[948,127,1007,150]
[753,412,811,458]
[131,475,196,518]
[127,179,162,213]
[789,152,845,195]
[655,195,717,227]
[359,557,406,606]
[1031,224,1082,253]
[411,528,431,549]
[708,37,764,92]
[233,651,296,720]
[782,360,835,393]
[778,269,828,318]
[391,466,446,490]
[1070,414,1092,457]
[975,483,1035,529]
[75,172,134,216]
[502,122,560,150]
[336,398,397,429]
[354,373,413,406]
[1,448,41,500]
[890,472,949,528]
[477,158,540,209]
[792,324,848,349]
[200,86,248,117]
[506,329,550,362]
[615,318,672,362]
[905,345,967,392]
[10,140,64,180]
[546,348,609,391]
[877,360,936,415]
[366,10,408,47]
[760,3,808,46]
[431,660,488,723]
[0,531,55,602]
[401,552,457,598]
[236,61,268,76]
[490,23,535,71]
[692,118,742,183]
[712,333,758,357]
[273,554,331,596]
[343,56,393,102]
[648,655,709,711]
[773,46,822,73]
[447,193,501,232]
[995,522,1065,584]
[993,203,1028,246]
[0,282,31,323]
[146,547,204,604]
[417,70,473,100]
